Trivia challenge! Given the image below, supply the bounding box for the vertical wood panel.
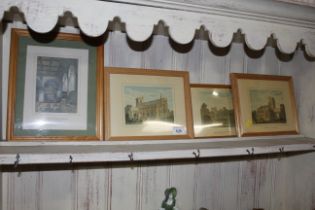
[289,50,315,138]
[143,35,173,70]
[284,153,315,210]
[170,162,197,210]
[253,158,273,210]
[264,46,280,75]
[246,46,279,75]
[219,161,240,210]
[38,170,73,210]
[238,160,257,210]
[195,161,224,210]
[1,172,8,210]
[173,40,202,83]
[4,171,40,210]
[246,51,264,74]
[270,157,287,210]
[279,50,301,77]
[76,167,110,210]
[310,153,315,210]
[140,163,169,210]
[111,164,139,210]
[229,43,245,74]
[105,31,143,68]
[0,22,3,140]
[200,41,227,84]
[297,62,315,138]
[0,168,3,210]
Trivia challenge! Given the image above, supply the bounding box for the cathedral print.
[124,86,175,124]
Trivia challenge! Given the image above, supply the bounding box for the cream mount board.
[1,0,315,56]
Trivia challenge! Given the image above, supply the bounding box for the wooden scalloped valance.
[1,0,315,56]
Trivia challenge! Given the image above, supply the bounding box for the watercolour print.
[191,84,236,138]
[230,73,299,136]
[105,67,193,140]
[124,86,175,125]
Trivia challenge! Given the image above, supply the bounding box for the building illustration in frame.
[124,86,174,124]
[250,90,286,124]
[35,56,78,113]
[200,102,235,128]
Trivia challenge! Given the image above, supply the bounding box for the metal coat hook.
[246,149,250,155]
[246,148,254,155]
[128,152,134,161]
[14,153,20,168]
[193,149,200,158]
[279,147,285,153]
[69,155,73,164]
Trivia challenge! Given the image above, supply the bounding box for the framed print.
[7,28,104,141]
[105,67,193,140]
[230,73,299,137]
[190,84,237,138]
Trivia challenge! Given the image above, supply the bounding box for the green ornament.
[161,187,177,210]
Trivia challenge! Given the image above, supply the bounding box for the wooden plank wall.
[2,155,313,210]
[1,30,315,210]
[0,20,3,142]
[0,22,3,210]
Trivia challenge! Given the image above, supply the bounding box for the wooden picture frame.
[7,28,104,141]
[230,73,299,137]
[191,84,237,138]
[105,67,193,140]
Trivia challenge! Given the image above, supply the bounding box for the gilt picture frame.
[105,67,193,140]
[7,28,104,141]
[230,73,299,137]
[191,84,237,138]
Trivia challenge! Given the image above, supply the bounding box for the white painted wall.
[1,25,315,210]
[0,21,3,140]
[2,154,314,210]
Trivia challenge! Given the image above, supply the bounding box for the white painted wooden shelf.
[0,135,314,165]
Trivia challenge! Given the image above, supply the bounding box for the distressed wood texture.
[1,30,315,210]
[0,156,307,210]
[0,167,2,210]
[0,22,2,140]
[2,0,315,55]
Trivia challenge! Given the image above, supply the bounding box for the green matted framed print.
[7,28,104,141]
[104,67,194,140]
[190,84,237,138]
[230,73,299,137]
